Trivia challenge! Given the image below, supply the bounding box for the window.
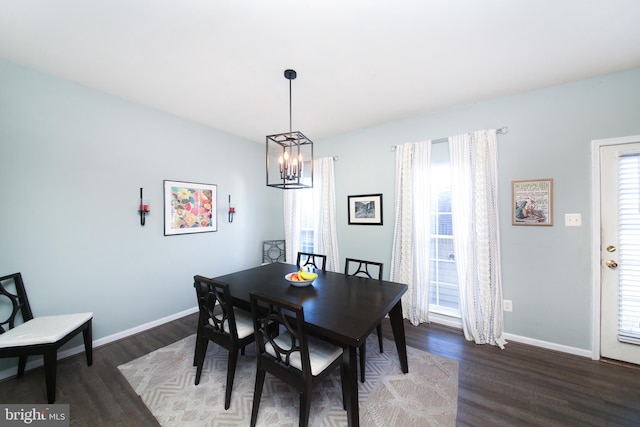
[429,147,460,317]
[298,171,315,253]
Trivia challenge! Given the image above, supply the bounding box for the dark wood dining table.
[214,262,409,427]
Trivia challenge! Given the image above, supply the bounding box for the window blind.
[618,153,640,345]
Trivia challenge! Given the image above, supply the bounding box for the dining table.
[214,261,409,427]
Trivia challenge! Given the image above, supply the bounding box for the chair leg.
[299,385,313,427]
[43,350,57,404]
[17,355,28,377]
[340,361,348,411]
[194,338,209,385]
[250,368,267,427]
[359,341,366,383]
[241,345,246,356]
[82,323,93,365]
[377,323,384,353]
[224,349,240,410]
[193,329,203,366]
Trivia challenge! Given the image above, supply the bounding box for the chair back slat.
[193,275,239,339]
[296,252,327,272]
[0,273,34,334]
[262,240,286,263]
[250,291,311,377]
[344,258,383,280]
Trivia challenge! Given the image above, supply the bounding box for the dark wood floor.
[1,313,639,426]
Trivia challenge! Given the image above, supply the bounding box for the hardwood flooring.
[1,313,639,426]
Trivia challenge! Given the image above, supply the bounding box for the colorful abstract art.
[163,180,217,235]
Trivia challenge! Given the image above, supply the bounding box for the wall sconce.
[228,195,235,223]
[139,187,150,226]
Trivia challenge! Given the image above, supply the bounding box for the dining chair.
[0,272,93,403]
[193,275,257,410]
[249,291,346,427]
[296,252,327,272]
[262,239,286,264]
[344,258,384,383]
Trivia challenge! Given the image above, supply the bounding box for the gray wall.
[315,68,640,352]
[0,60,283,356]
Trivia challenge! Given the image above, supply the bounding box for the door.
[600,140,640,365]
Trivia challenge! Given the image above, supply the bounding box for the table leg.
[343,345,359,427]
[389,300,409,373]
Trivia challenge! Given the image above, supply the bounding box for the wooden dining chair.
[296,252,327,272]
[249,291,346,427]
[193,275,256,410]
[344,258,384,383]
[0,272,93,403]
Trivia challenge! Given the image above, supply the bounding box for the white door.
[600,140,640,365]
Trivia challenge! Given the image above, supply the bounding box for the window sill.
[428,311,462,329]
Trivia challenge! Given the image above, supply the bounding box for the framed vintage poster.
[512,178,553,226]
[348,193,383,225]
[164,180,217,235]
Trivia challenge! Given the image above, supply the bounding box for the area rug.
[118,334,458,426]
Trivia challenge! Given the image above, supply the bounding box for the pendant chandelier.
[266,69,314,189]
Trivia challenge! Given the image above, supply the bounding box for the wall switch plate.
[503,299,513,312]
[565,213,582,227]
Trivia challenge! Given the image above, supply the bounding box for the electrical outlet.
[503,299,513,312]
[565,213,582,227]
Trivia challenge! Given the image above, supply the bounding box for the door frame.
[590,134,640,361]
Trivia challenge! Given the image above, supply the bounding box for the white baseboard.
[0,306,198,382]
[427,315,592,358]
[502,332,593,358]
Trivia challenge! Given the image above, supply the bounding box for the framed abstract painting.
[163,180,217,235]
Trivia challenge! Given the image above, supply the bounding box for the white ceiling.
[1,0,640,143]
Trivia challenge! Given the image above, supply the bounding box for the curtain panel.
[450,129,506,348]
[284,157,340,272]
[390,141,432,325]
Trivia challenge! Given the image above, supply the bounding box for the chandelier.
[266,69,314,189]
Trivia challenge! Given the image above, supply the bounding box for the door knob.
[606,260,618,269]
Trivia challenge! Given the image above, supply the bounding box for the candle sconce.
[139,187,150,226]
[228,195,235,223]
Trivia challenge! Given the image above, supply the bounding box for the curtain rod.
[390,126,508,151]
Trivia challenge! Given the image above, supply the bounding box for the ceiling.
[1,0,640,143]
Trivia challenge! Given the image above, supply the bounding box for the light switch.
[565,213,582,227]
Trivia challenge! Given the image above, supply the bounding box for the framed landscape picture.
[348,193,383,225]
[512,178,553,226]
[164,180,217,235]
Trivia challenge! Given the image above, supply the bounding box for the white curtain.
[284,157,340,272]
[450,129,506,348]
[283,188,303,265]
[390,142,432,325]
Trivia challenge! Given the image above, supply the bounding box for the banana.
[298,270,318,281]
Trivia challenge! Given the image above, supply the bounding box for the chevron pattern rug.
[118,334,458,426]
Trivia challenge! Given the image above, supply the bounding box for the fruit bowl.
[285,272,316,287]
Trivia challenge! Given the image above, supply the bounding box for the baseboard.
[0,306,199,382]
[92,306,199,348]
[427,315,592,358]
[502,332,593,358]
